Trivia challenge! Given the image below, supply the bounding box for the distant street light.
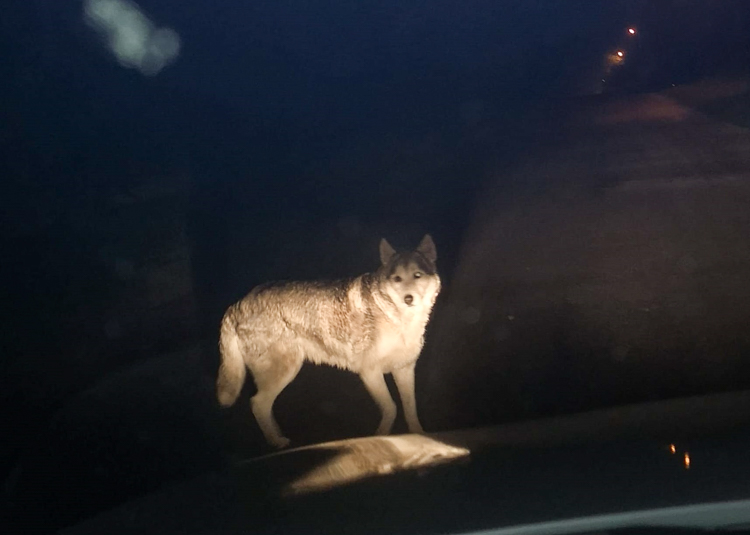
[628,27,636,35]
[616,50,624,57]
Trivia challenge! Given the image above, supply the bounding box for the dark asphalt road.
[427,90,750,428]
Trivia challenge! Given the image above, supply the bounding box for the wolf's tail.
[217,312,246,407]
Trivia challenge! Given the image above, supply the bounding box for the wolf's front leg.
[359,370,397,435]
[393,364,424,434]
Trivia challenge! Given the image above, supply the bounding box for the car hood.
[59,389,750,535]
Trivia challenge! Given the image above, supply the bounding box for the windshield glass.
[4,1,750,534]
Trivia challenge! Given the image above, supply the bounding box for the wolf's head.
[378,234,441,311]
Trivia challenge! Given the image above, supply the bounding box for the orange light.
[628,28,636,35]
[669,444,676,454]
[684,452,691,469]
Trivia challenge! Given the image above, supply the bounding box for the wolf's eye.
[393,275,402,282]
[414,272,422,279]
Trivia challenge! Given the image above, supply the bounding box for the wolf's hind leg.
[249,345,303,449]
[360,370,397,436]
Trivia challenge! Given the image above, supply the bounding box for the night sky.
[3,1,750,533]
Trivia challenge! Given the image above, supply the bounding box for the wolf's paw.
[408,424,425,435]
[271,436,291,449]
[375,412,396,436]
[375,424,394,436]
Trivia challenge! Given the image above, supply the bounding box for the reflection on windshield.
[667,443,691,470]
[284,435,469,496]
[83,0,180,75]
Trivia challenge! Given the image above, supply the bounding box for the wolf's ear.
[380,238,396,265]
[417,234,437,263]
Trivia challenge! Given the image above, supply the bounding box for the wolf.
[216,234,441,448]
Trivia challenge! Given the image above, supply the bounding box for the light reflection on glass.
[83,0,180,76]
[284,435,470,495]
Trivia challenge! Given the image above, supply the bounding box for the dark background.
[3,1,750,533]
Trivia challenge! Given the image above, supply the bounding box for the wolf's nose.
[404,294,413,305]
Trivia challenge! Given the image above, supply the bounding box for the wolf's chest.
[371,316,426,365]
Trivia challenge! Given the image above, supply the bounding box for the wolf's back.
[216,308,247,407]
